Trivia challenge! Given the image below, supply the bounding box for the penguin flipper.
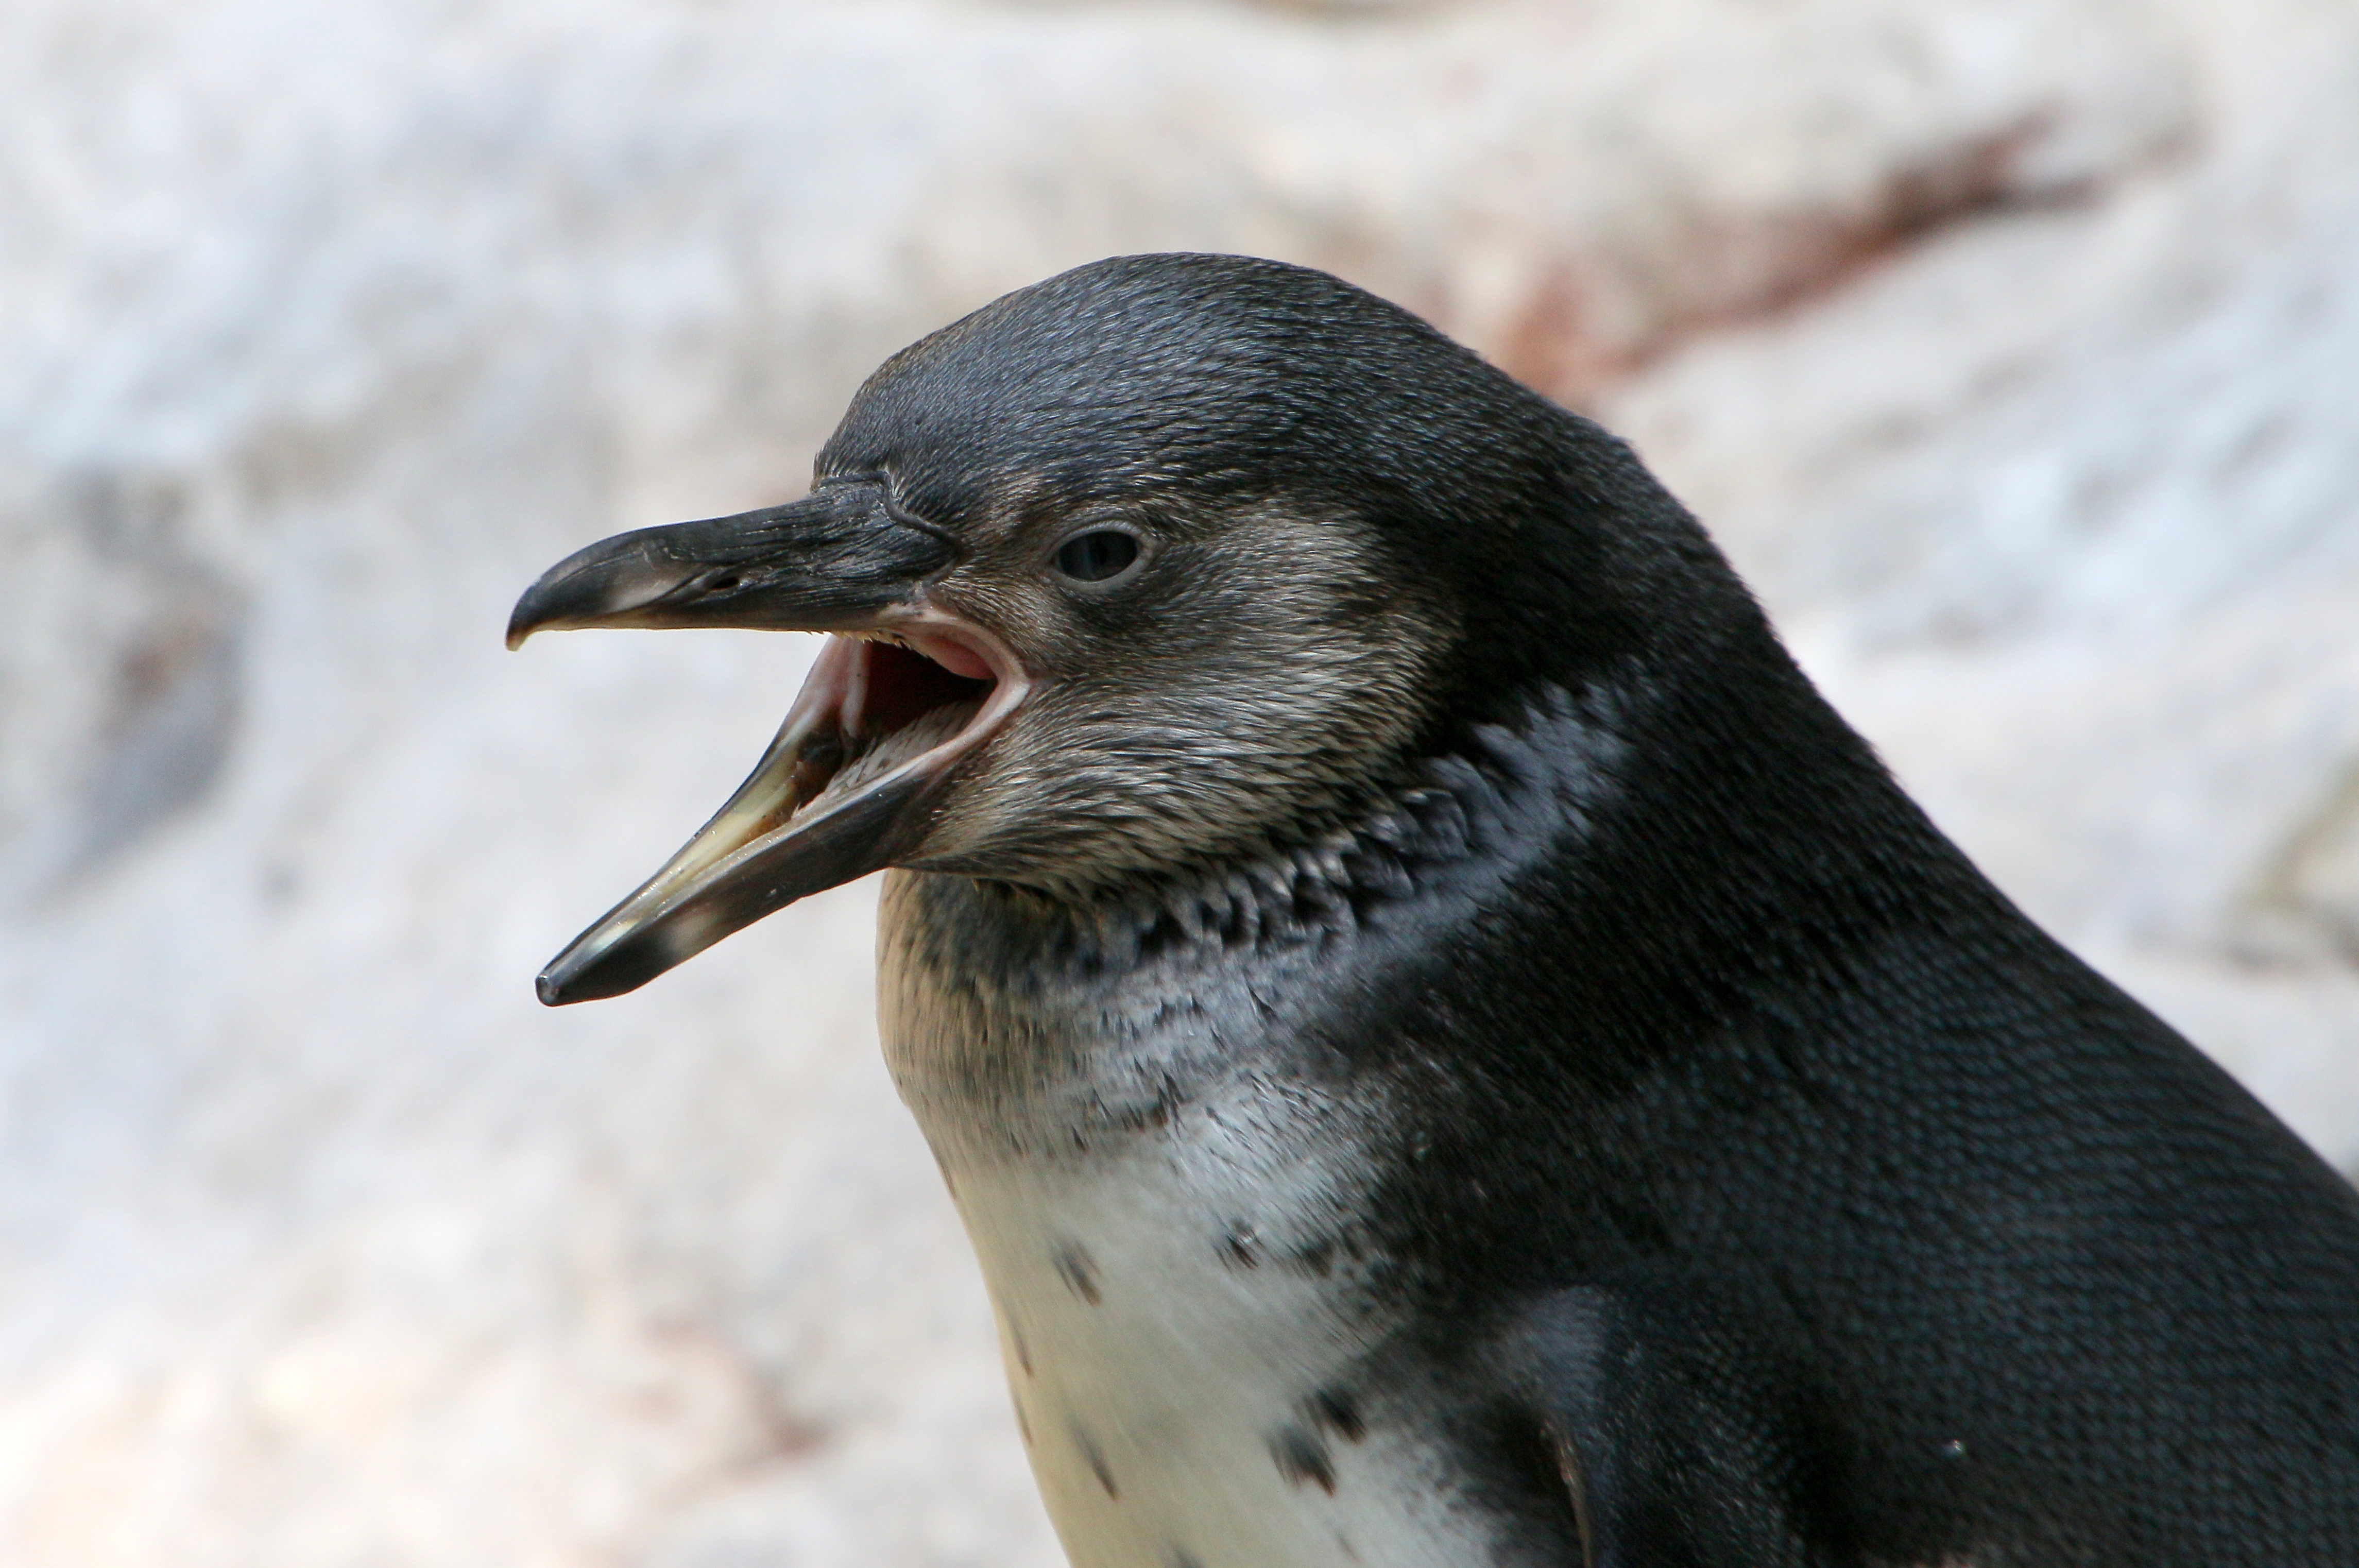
[1511,1278,1838,1568]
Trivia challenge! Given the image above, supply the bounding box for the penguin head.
[510,253,1713,1003]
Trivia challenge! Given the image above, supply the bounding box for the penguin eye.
[1052,528,1142,584]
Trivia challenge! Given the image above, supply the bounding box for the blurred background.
[3,0,2356,1562]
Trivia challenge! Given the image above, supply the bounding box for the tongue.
[858,639,994,738]
[902,631,993,680]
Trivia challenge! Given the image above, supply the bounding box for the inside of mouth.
[796,637,994,817]
[865,637,994,735]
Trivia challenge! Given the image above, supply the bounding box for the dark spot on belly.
[1291,1237,1336,1277]
[1336,1531,1360,1562]
[1169,1550,1203,1568]
[1269,1423,1337,1494]
[1073,1422,1119,1498]
[1309,1386,1365,1442]
[1220,1224,1261,1269]
[1111,1074,1186,1133]
[1054,1241,1103,1304]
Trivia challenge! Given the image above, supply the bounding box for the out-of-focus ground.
[1,0,2353,1562]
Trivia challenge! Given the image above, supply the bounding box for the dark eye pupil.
[1056,530,1139,582]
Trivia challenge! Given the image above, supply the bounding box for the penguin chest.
[876,871,1524,1567]
[933,1138,1487,1568]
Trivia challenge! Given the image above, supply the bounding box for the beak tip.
[537,936,668,1005]
[506,579,560,650]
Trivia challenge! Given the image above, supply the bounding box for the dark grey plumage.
[511,254,2359,1566]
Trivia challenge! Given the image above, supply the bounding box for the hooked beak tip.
[506,531,699,651]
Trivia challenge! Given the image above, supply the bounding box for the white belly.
[877,870,1514,1568]
[937,1136,1490,1568]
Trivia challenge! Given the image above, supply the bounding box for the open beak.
[507,489,1029,1004]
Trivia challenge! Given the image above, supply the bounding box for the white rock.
[0,0,2345,1563]
[1604,0,2359,1156]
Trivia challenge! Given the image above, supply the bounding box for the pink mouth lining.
[756,611,1031,836]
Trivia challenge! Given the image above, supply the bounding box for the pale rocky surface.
[0,1,2351,1564]
[1599,0,2359,1158]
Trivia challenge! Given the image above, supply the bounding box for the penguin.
[506,253,2359,1567]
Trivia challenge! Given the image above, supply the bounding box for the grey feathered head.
[509,254,1726,1002]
